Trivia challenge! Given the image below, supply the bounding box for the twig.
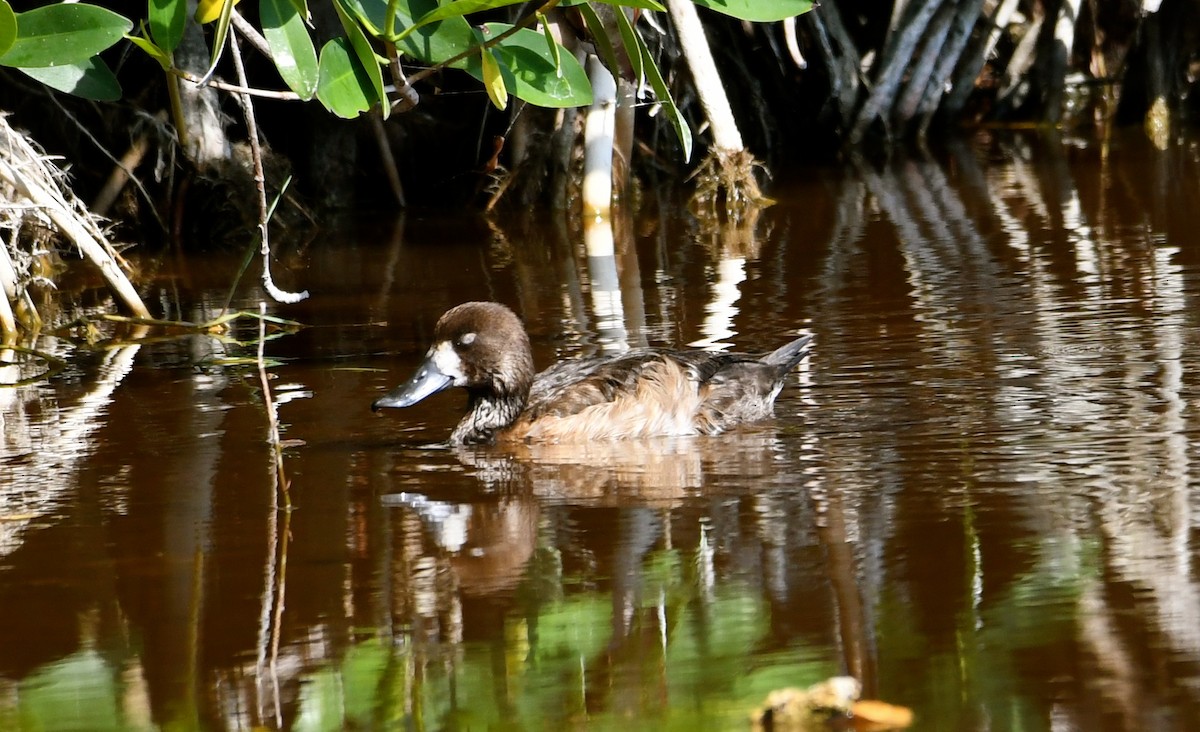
[173,68,303,101]
[229,33,309,304]
[385,42,420,113]
[369,114,406,206]
[256,302,291,506]
[231,11,273,58]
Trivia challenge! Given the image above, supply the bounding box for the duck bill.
[372,357,454,411]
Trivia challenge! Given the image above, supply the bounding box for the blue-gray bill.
[371,357,454,411]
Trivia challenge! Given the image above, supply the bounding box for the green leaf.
[18,56,121,100]
[287,0,309,19]
[393,0,529,43]
[691,0,813,23]
[197,0,236,84]
[560,0,666,11]
[629,22,690,160]
[575,2,620,82]
[261,0,319,99]
[316,37,375,118]
[612,5,643,93]
[126,25,171,70]
[149,0,186,52]
[460,23,592,108]
[480,46,507,110]
[344,0,476,65]
[0,1,17,59]
[537,12,560,78]
[0,4,132,68]
[334,0,386,116]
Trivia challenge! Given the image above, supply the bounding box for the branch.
[229,33,309,304]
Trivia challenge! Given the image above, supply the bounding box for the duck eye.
[456,332,477,348]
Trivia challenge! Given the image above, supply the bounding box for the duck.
[371,301,813,445]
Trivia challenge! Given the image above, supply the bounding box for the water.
[3,130,1200,730]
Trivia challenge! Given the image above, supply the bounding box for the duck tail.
[763,334,813,372]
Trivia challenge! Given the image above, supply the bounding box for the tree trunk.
[804,3,862,131]
[176,5,232,168]
[943,0,1021,117]
[665,0,744,153]
[583,54,617,220]
[994,9,1044,114]
[848,0,944,144]
[915,0,988,134]
[893,1,956,128]
[1037,0,1084,124]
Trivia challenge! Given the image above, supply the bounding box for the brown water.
[4,131,1200,731]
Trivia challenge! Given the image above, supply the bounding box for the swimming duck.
[371,301,812,445]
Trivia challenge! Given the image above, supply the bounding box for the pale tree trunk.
[583,54,617,220]
[665,0,744,153]
[995,7,1043,111]
[665,0,766,218]
[613,78,637,204]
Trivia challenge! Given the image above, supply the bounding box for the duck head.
[372,302,535,442]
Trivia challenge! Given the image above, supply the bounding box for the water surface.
[3,131,1200,730]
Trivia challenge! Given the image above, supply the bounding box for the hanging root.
[688,148,772,224]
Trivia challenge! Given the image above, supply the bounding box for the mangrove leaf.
[575,2,620,82]
[345,0,476,65]
[197,0,235,84]
[628,20,690,160]
[19,56,121,100]
[149,0,186,53]
[0,4,132,68]
[126,26,171,70]
[612,2,644,92]
[334,0,386,116]
[316,37,376,117]
[690,0,813,23]
[392,0,530,43]
[0,1,17,59]
[459,23,592,108]
[561,0,666,11]
[480,46,508,110]
[261,0,319,99]
[195,0,240,24]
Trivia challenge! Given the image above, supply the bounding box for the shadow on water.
[3,129,1200,729]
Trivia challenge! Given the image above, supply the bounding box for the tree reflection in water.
[2,130,1200,730]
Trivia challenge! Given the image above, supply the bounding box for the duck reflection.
[456,427,786,504]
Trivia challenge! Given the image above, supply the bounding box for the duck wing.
[525,349,683,421]
[523,335,806,416]
[511,336,812,442]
